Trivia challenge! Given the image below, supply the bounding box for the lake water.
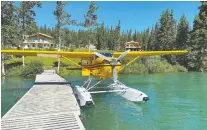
[1,73,207,130]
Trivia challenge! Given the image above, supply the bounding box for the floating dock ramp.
[1,70,85,130]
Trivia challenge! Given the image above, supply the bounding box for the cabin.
[85,44,97,51]
[125,41,141,51]
[23,33,55,49]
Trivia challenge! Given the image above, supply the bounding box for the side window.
[81,60,91,65]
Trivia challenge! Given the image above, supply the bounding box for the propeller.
[95,50,130,83]
[95,50,130,65]
[94,52,111,62]
[112,50,130,65]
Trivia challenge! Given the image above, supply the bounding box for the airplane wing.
[1,50,188,58]
[1,50,95,58]
[113,50,188,57]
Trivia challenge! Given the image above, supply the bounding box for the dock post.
[22,56,25,67]
[57,57,60,73]
[1,54,5,76]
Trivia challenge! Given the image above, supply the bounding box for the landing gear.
[73,85,94,107]
[109,80,149,102]
[73,76,149,107]
[73,77,99,107]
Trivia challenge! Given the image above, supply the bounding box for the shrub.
[59,67,81,77]
[120,63,148,74]
[6,66,24,76]
[53,61,69,67]
[204,66,207,72]
[173,64,188,72]
[144,56,177,73]
[20,60,44,77]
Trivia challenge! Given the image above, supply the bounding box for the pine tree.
[133,30,137,42]
[96,22,105,50]
[83,1,99,51]
[156,9,177,64]
[120,31,128,50]
[114,20,121,50]
[54,1,76,49]
[107,26,114,50]
[127,29,132,41]
[18,1,42,37]
[148,23,159,51]
[175,13,190,66]
[141,27,150,50]
[188,2,207,71]
[156,9,176,50]
[1,1,19,47]
[176,14,190,50]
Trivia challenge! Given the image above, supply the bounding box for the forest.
[1,1,207,76]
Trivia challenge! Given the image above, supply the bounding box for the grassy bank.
[4,56,81,77]
[120,56,187,75]
[4,55,188,77]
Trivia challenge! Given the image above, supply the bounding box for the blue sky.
[15,1,201,32]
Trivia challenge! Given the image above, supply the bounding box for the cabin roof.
[125,41,141,46]
[29,33,53,39]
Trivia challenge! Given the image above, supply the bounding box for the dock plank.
[1,70,85,130]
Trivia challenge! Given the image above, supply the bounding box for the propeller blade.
[95,52,111,62]
[112,50,130,65]
[113,66,117,83]
[117,50,130,61]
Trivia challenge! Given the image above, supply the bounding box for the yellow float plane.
[1,49,188,106]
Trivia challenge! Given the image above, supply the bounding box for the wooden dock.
[1,70,85,130]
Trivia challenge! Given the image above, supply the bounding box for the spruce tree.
[18,1,42,36]
[83,1,99,51]
[141,27,150,50]
[156,9,176,51]
[96,22,105,50]
[114,20,121,50]
[176,14,190,50]
[54,1,76,49]
[148,23,159,51]
[188,2,207,71]
[156,9,177,64]
[1,1,20,47]
[175,13,190,66]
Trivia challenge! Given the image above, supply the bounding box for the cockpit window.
[95,52,113,59]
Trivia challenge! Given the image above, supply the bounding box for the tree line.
[1,1,207,71]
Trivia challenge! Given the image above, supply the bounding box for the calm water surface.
[1,73,207,130]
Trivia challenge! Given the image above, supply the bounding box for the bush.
[144,56,178,73]
[173,64,187,72]
[6,66,24,76]
[53,61,69,67]
[204,66,207,72]
[20,60,44,77]
[120,63,148,74]
[58,67,81,77]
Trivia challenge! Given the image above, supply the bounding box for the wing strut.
[119,56,141,72]
[62,56,81,67]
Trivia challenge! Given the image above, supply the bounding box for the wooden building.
[23,33,55,49]
[125,41,141,51]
